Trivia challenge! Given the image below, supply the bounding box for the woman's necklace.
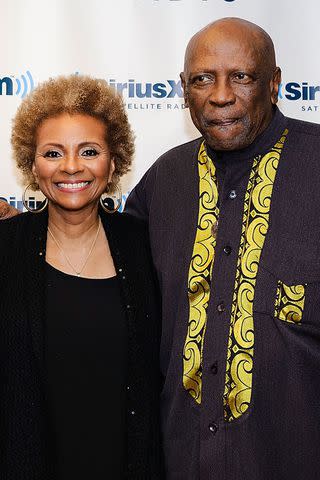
[47,217,101,277]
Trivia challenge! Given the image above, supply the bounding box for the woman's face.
[32,113,115,212]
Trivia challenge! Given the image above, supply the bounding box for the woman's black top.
[45,263,127,479]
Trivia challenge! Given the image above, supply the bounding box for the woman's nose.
[60,154,84,174]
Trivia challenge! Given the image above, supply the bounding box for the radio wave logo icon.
[0,70,34,98]
[15,70,34,98]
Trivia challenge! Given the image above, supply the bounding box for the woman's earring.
[23,183,48,213]
[100,184,122,214]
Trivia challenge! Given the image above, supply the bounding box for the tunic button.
[131,410,136,416]
[210,362,218,375]
[209,423,218,434]
[223,245,232,255]
[217,302,225,313]
[229,190,237,199]
[126,304,131,309]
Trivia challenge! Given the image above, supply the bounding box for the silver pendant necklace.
[47,217,101,277]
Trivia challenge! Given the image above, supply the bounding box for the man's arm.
[0,201,20,219]
[125,163,157,222]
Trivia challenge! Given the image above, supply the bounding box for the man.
[2,17,320,480]
[125,18,320,480]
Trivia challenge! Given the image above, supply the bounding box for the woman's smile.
[55,181,92,192]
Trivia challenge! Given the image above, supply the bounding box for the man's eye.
[193,74,213,85]
[82,148,98,157]
[44,150,61,158]
[233,72,251,82]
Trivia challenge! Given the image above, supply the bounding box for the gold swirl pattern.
[223,129,289,422]
[274,281,305,324]
[183,142,219,403]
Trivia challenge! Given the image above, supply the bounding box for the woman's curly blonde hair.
[11,74,135,193]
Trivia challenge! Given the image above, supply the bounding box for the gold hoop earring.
[100,184,122,214]
[23,183,48,213]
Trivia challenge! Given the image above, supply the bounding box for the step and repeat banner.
[1,0,320,210]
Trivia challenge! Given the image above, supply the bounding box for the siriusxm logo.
[110,78,318,102]
[0,71,34,98]
[107,78,183,99]
[279,82,320,101]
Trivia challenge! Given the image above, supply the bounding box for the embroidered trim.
[274,281,305,324]
[223,129,289,422]
[183,142,219,403]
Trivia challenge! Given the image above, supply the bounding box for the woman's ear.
[31,162,38,183]
[108,157,116,183]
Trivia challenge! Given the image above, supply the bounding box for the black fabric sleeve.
[124,161,158,221]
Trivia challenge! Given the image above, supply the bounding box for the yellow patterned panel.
[183,142,219,404]
[274,281,305,324]
[223,129,289,422]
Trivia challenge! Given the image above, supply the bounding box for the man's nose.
[208,78,236,107]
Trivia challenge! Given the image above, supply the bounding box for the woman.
[0,75,162,479]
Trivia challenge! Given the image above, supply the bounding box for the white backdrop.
[1,0,320,210]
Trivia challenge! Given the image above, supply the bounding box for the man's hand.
[0,201,20,219]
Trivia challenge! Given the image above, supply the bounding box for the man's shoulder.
[156,137,203,164]
[286,116,320,139]
[142,137,203,182]
[131,137,202,194]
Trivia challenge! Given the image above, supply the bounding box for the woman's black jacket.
[0,209,163,479]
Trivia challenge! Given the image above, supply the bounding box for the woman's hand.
[0,201,20,219]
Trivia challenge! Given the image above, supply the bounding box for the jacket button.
[229,190,237,199]
[223,245,232,255]
[210,362,218,375]
[217,302,225,313]
[209,423,218,434]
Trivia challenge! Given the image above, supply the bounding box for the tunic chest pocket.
[254,262,320,327]
[274,281,305,325]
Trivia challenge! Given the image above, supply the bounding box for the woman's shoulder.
[100,210,148,237]
[0,210,40,234]
[0,210,46,254]
[100,211,152,265]
[0,211,28,236]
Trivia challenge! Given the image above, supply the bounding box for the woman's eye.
[82,148,98,157]
[44,150,61,158]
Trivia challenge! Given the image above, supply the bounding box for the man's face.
[181,29,280,151]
